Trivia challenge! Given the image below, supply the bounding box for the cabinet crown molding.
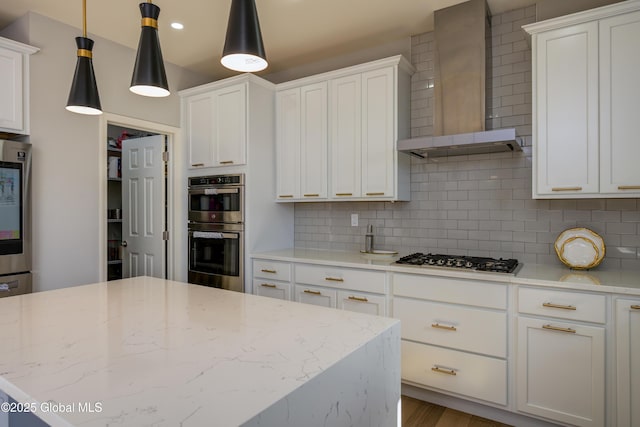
[523,0,640,34]
[0,36,39,55]
[275,55,415,91]
[178,73,275,97]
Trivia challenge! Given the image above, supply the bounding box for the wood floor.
[401,396,513,427]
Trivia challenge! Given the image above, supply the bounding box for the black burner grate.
[395,253,519,273]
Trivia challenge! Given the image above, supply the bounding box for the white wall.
[1,12,209,292]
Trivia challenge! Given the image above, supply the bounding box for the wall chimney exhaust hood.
[398,0,522,158]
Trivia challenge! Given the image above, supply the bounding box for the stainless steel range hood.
[398,0,522,158]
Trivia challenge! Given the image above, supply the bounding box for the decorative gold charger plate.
[554,228,605,270]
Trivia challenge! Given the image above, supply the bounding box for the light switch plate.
[351,213,358,226]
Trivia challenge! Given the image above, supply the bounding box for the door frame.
[98,113,181,282]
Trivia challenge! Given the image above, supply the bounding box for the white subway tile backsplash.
[291,6,640,269]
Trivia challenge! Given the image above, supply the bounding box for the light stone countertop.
[0,276,399,426]
[251,248,640,295]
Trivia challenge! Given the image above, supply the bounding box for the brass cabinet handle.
[618,186,640,190]
[261,269,277,274]
[191,163,204,167]
[348,296,368,303]
[303,289,322,295]
[431,366,457,376]
[278,195,294,198]
[219,160,234,165]
[543,302,577,311]
[325,277,344,282]
[551,187,582,192]
[261,283,277,288]
[431,323,457,332]
[335,193,353,196]
[631,305,640,310]
[303,193,320,197]
[366,192,385,196]
[543,324,576,334]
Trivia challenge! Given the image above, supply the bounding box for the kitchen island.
[0,276,400,427]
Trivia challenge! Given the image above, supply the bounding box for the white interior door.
[122,135,165,278]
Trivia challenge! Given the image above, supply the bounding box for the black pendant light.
[221,0,268,72]
[130,0,170,97]
[66,0,102,115]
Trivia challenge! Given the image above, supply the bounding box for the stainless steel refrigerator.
[0,140,31,297]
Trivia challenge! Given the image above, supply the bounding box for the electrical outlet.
[351,213,358,226]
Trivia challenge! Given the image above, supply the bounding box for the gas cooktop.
[395,253,520,274]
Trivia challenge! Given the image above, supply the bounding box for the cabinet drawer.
[0,273,31,298]
[253,260,291,282]
[393,273,507,310]
[295,264,386,294]
[253,279,291,301]
[294,284,336,308]
[402,340,507,405]
[337,290,386,317]
[518,287,606,324]
[394,298,506,358]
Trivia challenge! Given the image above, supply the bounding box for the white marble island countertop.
[0,277,400,427]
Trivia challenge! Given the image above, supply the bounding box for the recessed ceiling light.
[171,22,184,30]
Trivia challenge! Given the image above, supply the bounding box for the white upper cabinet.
[276,55,414,202]
[275,88,301,200]
[525,1,640,198]
[361,67,396,198]
[0,37,38,135]
[300,82,328,200]
[276,82,328,201]
[185,92,214,168]
[599,10,640,194]
[330,74,361,199]
[214,84,246,167]
[181,78,250,169]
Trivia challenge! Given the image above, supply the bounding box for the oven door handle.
[191,231,239,239]
[189,188,240,195]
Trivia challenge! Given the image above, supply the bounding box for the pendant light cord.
[82,0,87,37]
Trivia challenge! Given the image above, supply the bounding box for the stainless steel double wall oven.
[187,174,244,292]
[0,140,32,297]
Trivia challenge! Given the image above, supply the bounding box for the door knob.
[121,241,128,247]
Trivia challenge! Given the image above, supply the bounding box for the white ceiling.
[0,0,537,80]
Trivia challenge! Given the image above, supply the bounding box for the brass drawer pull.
[431,323,457,332]
[261,283,277,288]
[543,324,576,334]
[325,277,344,282]
[335,193,353,196]
[366,192,385,196]
[431,366,457,376]
[631,305,640,310]
[551,187,582,192]
[543,302,577,311]
[219,160,234,165]
[261,269,277,274]
[348,296,368,303]
[279,195,294,198]
[303,289,322,295]
[191,163,204,167]
[303,193,320,197]
[618,186,640,190]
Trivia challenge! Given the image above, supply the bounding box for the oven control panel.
[189,174,244,187]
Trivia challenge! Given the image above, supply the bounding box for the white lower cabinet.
[402,340,507,405]
[294,284,336,308]
[254,279,291,300]
[516,288,605,427]
[392,273,508,406]
[337,290,386,316]
[615,298,640,427]
[252,260,292,300]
